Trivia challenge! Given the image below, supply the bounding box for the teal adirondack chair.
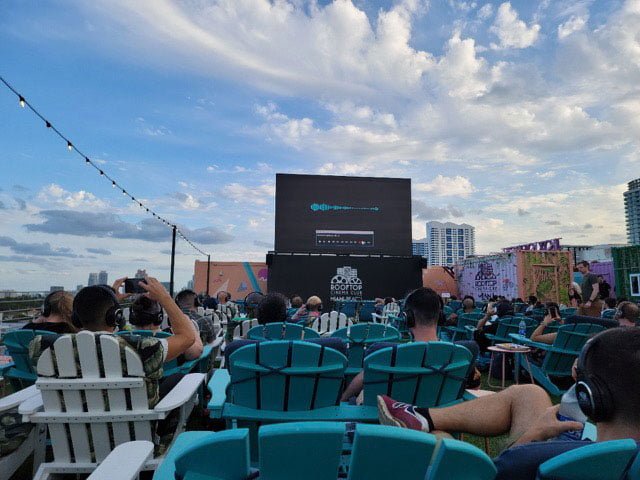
[246,322,320,341]
[149,422,496,480]
[510,323,605,396]
[3,329,56,388]
[486,317,537,344]
[443,313,484,342]
[560,307,578,318]
[536,439,638,480]
[361,342,475,417]
[330,323,401,378]
[208,341,350,425]
[357,301,376,322]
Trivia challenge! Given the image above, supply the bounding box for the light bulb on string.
[45,121,51,128]
[122,189,127,196]
[67,141,73,151]
[19,96,25,108]
[112,181,116,188]
[99,170,104,176]
[85,157,90,165]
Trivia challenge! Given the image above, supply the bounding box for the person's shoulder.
[494,440,591,480]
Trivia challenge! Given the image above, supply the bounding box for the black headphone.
[130,298,163,327]
[72,285,124,330]
[404,290,418,328]
[575,336,614,422]
[306,302,323,312]
[42,291,58,317]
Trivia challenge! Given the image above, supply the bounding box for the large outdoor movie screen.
[274,174,412,256]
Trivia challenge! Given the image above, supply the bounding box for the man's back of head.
[129,295,163,329]
[617,301,639,326]
[257,292,288,324]
[73,285,121,331]
[306,296,322,312]
[175,289,198,311]
[579,328,640,427]
[404,287,441,327]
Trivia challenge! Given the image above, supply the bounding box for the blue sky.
[1,0,638,291]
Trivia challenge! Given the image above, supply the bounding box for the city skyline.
[1,1,638,290]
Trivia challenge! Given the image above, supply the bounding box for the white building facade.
[426,221,475,267]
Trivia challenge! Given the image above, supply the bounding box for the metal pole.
[170,225,177,297]
[206,254,211,296]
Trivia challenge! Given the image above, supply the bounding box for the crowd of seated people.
[4,270,640,479]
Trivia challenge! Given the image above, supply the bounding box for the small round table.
[487,344,535,389]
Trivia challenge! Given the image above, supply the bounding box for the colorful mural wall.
[457,251,572,303]
[422,267,459,297]
[193,261,268,300]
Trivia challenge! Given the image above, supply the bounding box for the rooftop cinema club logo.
[330,266,363,302]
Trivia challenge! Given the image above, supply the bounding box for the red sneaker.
[377,395,430,432]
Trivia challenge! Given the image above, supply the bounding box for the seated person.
[568,283,582,307]
[601,297,617,318]
[474,299,514,353]
[615,301,639,327]
[446,295,476,325]
[341,288,480,402]
[22,290,77,334]
[128,294,202,361]
[202,294,218,310]
[529,302,562,345]
[175,289,216,344]
[378,327,640,480]
[29,277,196,409]
[287,295,304,320]
[217,291,238,318]
[525,295,543,313]
[224,292,346,364]
[291,295,323,326]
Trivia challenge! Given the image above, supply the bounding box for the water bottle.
[518,319,527,337]
[556,384,587,440]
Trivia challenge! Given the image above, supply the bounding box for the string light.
[0,75,211,257]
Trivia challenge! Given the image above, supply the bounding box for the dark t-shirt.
[22,321,75,334]
[581,273,599,303]
[493,439,640,480]
[599,282,611,299]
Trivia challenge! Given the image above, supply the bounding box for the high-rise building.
[412,238,428,257]
[49,286,64,292]
[624,178,640,245]
[425,221,475,267]
[88,272,98,286]
[135,269,147,278]
[98,270,108,285]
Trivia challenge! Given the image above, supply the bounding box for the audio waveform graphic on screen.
[310,203,380,212]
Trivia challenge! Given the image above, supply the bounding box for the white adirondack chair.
[87,441,154,480]
[231,318,259,339]
[0,385,46,480]
[372,303,401,325]
[312,311,352,335]
[19,331,205,479]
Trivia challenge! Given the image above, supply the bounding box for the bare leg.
[427,384,552,444]
[341,371,364,401]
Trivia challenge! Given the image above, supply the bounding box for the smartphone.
[124,278,147,294]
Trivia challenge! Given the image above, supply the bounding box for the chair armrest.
[0,384,38,412]
[207,369,230,417]
[154,373,205,413]
[508,334,551,350]
[88,441,154,480]
[19,392,44,420]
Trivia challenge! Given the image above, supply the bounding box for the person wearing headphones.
[128,294,202,361]
[22,290,77,333]
[175,289,215,344]
[378,327,640,480]
[340,287,479,402]
[291,295,323,326]
[615,301,639,327]
[29,277,196,408]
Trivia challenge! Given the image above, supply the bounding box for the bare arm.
[530,315,556,344]
[140,277,195,362]
[182,320,203,360]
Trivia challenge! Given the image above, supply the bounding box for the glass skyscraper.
[624,178,640,245]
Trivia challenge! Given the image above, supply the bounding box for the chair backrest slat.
[99,335,131,444]
[229,341,347,412]
[543,323,604,375]
[331,323,401,371]
[363,342,471,408]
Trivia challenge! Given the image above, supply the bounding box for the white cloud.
[221,183,275,205]
[414,175,476,197]
[558,15,588,40]
[477,3,493,20]
[37,184,108,210]
[490,2,540,49]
